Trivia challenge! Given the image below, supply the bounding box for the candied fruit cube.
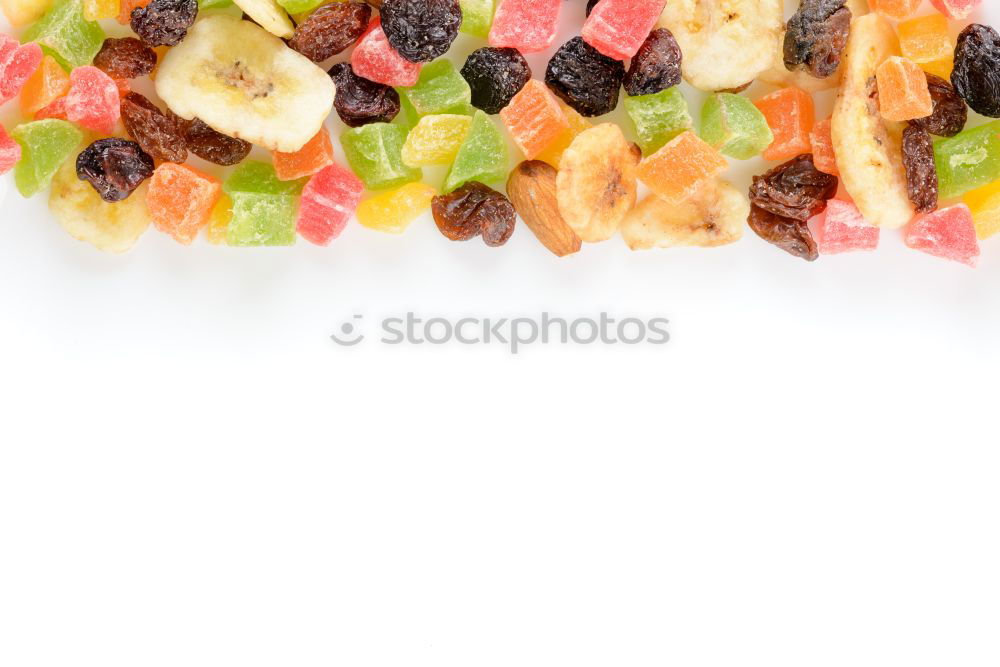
[147,163,221,245]
[625,86,693,156]
[277,0,323,16]
[535,99,591,168]
[754,87,814,162]
[82,0,117,20]
[582,0,665,61]
[228,194,298,247]
[0,34,43,105]
[205,193,232,245]
[1,0,54,27]
[636,130,728,204]
[489,0,561,54]
[929,0,981,20]
[460,0,494,38]
[34,95,66,120]
[297,163,365,245]
[400,59,472,118]
[904,204,980,267]
[898,14,953,66]
[66,65,120,134]
[401,114,472,167]
[20,54,69,117]
[11,118,82,197]
[871,0,920,20]
[962,181,1000,240]
[443,109,508,192]
[116,0,148,23]
[0,124,22,175]
[812,200,879,254]
[809,118,838,176]
[500,79,570,160]
[934,120,1000,200]
[226,161,305,196]
[875,56,933,122]
[273,127,335,182]
[352,19,421,88]
[357,182,436,234]
[23,0,104,71]
[341,122,421,190]
[699,92,773,161]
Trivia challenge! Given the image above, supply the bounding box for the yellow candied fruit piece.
[963,181,1000,240]
[83,0,119,20]
[919,57,954,81]
[1,0,52,27]
[536,100,592,169]
[898,14,953,65]
[357,182,436,234]
[205,193,233,245]
[400,114,473,167]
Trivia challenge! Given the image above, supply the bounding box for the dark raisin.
[545,37,625,117]
[289,2,371,63]
[120,92,188,163]
[93,37,157,79]
[380,0,461,63]
[623,28,682,97]
[76,138,154,203]
[952,24,1000,118]
[909,72,968,137]
[130,0,198,47]
[461,47,532,115]
[431,182,517,247]
[783,0,852,79]
[747,204,818,261]
[902,125,938,214]
[181,118,252,166]
[329,63,400,127]
[749,154,839,221]
[585,0,599,17]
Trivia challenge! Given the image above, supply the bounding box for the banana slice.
[831,13,914,229]
[659,0,783,92]
[232,0,295,39]
[621,180,747,251]
[155,15,334,153]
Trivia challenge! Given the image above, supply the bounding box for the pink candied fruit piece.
[35,96,67,120]
[0,123,22,175]
[297,163,365,246]
[489,0,562,54]
[812,200,880,255]
[582,0,666,61]
[351,18,421,88]
[66,66,120,134]
[929,0,981,20]
[904,203,980,267]
[0,35,43,105]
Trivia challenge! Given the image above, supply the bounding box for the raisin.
[181,118,252,166]
[461,47,532,115]
[623,28,682,97]
[380,0,461,63]
[952,24,1000,119]
[585,0,599,17]
[329,63,401,127]
[909,73,967,137]
[749,154,838,221]
[76,138,155,203]
[902,125,939,214]
[289,2,371,64]
[130,0,198,47]
[93,37,157,79]
[120,92,188,163]
[783,0,852,79]
[747,204,818,261]
[431,182,517,246]
[545,37,625,117]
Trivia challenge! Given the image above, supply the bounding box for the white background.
[2,1,1000,665]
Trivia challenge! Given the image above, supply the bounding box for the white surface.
[2,2,1000,666]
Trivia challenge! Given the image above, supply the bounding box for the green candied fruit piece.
[198,0,233,9]
[12,119,83,198]
[624,87,693,156]
[459,0,494,38]
[443,109,508,193]
[934,120,1000,200]
[400,60,473,118]
[341,122,421,190]
[23,0,104,71]
[224,161,304,196]
[699,92,773,160]
[276,0,322,15]
[226,193,298,247]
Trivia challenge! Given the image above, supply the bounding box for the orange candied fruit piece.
[636,130,728,204]
[273,127,335,181]
[147,163,222,245]
[754,87,815,162]
[20,55,70,117]
[118,0,151,24]
[810,118,838,176]
[536,99,591,168]
[499,79,570,160]
[898,14,955,81]
[871,0,921,20]
[205,193,233,245]
[876,56,933,122]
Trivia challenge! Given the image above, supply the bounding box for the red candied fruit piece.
[489,0,562,54]
[0,35,43,105]
[812,199,879,254]
[297,163,366,246]
[904,203,980,267]
[351,18,421,88]
[582,0,666,61]
[66,66,121,134]
[0,124,22,175]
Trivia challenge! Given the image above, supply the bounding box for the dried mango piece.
[636,130,728,205]
[357,182,436,234]
[876,56,933,122]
